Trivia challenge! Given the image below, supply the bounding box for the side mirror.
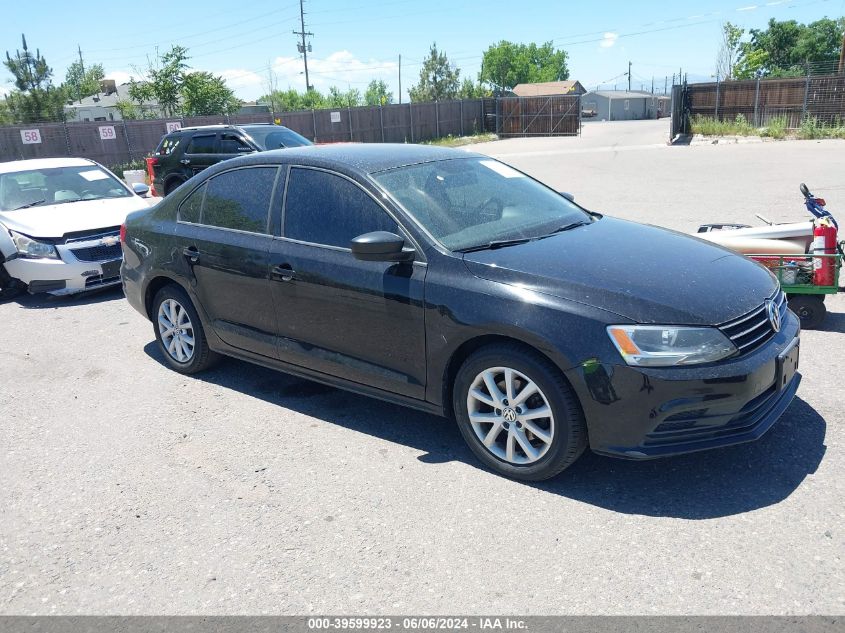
[559,191,575,202]
[132,182,150,197]
[351,231,415,262]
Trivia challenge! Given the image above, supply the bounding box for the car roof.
[179,123,278,132]
[0,157,99,174]
[229,143,481,174]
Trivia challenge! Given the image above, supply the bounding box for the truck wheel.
[787,294,826,329]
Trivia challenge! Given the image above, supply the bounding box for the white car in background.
[0,157,152,295]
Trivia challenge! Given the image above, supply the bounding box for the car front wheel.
[152,285,219,374]
[453,343,587,481]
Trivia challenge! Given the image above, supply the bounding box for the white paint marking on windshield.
[79,170,109,182]
[479,160,524,179]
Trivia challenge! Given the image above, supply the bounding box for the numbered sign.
[99,126,116,140]
[20,129,41,144]
[165,121,182,133]
[330,111,341,123]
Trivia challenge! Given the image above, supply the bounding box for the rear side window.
[202,167,278,233]
[155,135,181,156]
[178,183,205,223]
[186,134,216,154]
[284,168,398,248]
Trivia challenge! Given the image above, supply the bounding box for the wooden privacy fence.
[0,98,495,168]
[496,95,581,136]
[685,74,845,129]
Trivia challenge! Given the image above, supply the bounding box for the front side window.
[284,168,398,248]
[186,134,216,154]
[201,167,278,233]
[372,157,589,251]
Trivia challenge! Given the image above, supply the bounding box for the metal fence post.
[121,121,133,163]
[802,72,811,120]
[312,109,317,143]
[753,78,761,127]
[715,79,720,119]
[435,101,440,138]
[61,116,71,157]
[459,99,464,136]
[409,103,414,143]
[379,105,385,142]
[348,106,353,142]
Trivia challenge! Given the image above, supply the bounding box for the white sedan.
[0,157,153,296]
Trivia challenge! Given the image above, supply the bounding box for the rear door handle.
[271,263,295,282]
[183,246,200,263]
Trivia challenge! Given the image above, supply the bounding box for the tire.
[452,343,587,481]
[152,284,219,374]
[163,177,186,196]
[787,294,826,329]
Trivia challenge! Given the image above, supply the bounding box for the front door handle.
[183,246,200,264]
[271,263,295,282]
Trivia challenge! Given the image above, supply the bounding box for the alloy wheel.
[465,366,555,465]
[157,298,195,363]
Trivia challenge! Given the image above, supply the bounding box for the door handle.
[271,263,295,282]
[179,158,191,165]
[183,246,200,264]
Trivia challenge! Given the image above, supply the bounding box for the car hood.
[0,196,146,239]
[462,216,778,325]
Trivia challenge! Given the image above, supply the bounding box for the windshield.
[372,157,590,251]
[0,165,131,211]
[245,127,313,150]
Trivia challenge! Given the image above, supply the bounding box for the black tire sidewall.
[452,346,586,481]
[152,285,209,374]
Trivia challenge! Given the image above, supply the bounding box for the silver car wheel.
[466,366,555,465]
[157,298,195,363]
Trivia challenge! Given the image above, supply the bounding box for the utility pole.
[293,0,313,91]
[398,54,402,104]
[839,28,845,73]
[628,61,632,91]
[77,44,85,103]
[664,76,667,95]
[651,77,654,94]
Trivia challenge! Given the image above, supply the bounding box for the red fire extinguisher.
[812,219,837,287]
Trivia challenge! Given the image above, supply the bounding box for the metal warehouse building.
[581,90,671,121]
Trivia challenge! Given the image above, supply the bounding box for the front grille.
[85,275,121,288]
[71,243,122,262]
[718,289,787,355]
[64,228,121,244]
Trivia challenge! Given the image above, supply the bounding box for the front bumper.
[566,310,801,459]
[3,235,123,295]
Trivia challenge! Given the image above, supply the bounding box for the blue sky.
[1,0,842,102]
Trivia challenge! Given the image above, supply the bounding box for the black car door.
[182,133,219,177]
[175,166,282,358]
[267,166,427,399]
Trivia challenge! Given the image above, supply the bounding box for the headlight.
[9,231,59,259]
[607,325,737,367]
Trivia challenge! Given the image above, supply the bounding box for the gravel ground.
[1,120,843,615]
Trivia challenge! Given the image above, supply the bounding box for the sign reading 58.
[20,129,42,144]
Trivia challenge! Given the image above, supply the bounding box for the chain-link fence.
[0,99,494,170]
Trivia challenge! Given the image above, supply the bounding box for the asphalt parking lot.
[1,120,843,615]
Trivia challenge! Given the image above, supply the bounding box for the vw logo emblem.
[766,299,781,333]
[502,408,518,422]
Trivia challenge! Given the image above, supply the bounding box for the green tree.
[734,17,845,77]
[132,45,189,116]
[114,99,140,120]
[258,88,327,111]
[479,41,569,93]
[364,79,393,105]
[326,86,361,108]
[716,22,744,80]
[409,43,460,102]
[0,98,13,124]
[3,33,66,122]
[457,78,490,98]
[65,60,105,101]
[182,71,240,116]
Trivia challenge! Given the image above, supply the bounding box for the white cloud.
[104,70,135,86]
[221,50,400,101]
[599,32,619,49]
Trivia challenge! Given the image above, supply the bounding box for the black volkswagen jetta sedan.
[121,144,800,481]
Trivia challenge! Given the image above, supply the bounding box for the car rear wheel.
[153,285,219,374]
[453,343,587,481]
